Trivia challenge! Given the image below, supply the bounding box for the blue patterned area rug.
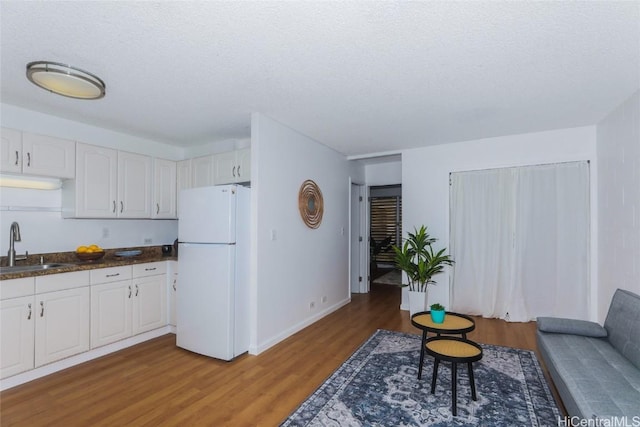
[281,329,560,427]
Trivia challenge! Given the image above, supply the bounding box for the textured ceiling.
[1,1,638,156]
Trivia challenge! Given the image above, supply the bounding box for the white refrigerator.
[177,184,250,360]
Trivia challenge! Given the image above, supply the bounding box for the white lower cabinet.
[34,287,90,367]
[166,260,178,327]
[1,261,172,383]
[132,275,166,334]
[90,280,133,348]
[90,262,166,349]
[169,272,177,327]
[1,295,35,379]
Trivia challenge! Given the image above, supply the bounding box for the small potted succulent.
[430,303,446,323]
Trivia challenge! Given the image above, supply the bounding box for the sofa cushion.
[537,331,640,418]
[604,289,640,370]
[537,317,607,337]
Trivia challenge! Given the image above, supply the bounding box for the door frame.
[349,181,367,294]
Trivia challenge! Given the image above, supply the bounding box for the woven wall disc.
[298,179,324,229]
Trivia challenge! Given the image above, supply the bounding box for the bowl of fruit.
[75,244,105,261]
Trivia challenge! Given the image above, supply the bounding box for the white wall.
[0,187,177,254]
[1,103,183,160]
[596,90,640,321]
[365,160,402,186]
[250,113,351,354]
[184,138,251,158]
[401,126,598,318]
[0,104,179,254]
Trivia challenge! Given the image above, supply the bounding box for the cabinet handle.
[14,150,19,166]
[156,203,160,215]
[172,279,176,291]
[232,166,236,177]
[237,165,241,177]
[145,267,156,271]
[27,303,32,320]
[106,273,120,278]
[40,301,44,317]
[135,284,139,297]
[120,201,124,213]
[27,152,31,167]
[128,285,132,298]
[113,201,116,213]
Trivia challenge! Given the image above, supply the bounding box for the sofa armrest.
[537,317,607,338]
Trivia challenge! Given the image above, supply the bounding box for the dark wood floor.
[0,283,558,426]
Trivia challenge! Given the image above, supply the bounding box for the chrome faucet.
[8,222,27,267]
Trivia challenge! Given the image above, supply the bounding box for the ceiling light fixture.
[26,61,106,100]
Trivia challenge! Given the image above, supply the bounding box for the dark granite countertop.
[0,246,177,280]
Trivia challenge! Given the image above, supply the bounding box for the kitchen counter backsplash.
[0,246,177,280]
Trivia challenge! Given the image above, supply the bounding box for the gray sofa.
[537,288,640,418]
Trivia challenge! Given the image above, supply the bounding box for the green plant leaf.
[392,225,454,292]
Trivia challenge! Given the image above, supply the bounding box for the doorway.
[369,184,402,286]
[350,183,366,294]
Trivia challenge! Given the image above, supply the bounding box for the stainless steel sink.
[0,263,75,275]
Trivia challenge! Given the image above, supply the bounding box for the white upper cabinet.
[0,128,75,178]
[68,143,118,218]
[64,143,151,218]
[0,127,22,174]
[213,149,251,185]
[118,151,152,218]
[177,159,192,191]
[176,159,192,215]
[22,133,75,178]
[237,148,251,183]
[213,151,236,185]
[152,158,177,219]
[191,155,214,188]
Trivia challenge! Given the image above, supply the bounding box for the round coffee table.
[425,336,483,416]
[411,311,475,380]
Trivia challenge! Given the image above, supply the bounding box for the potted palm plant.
[392,225,454,315]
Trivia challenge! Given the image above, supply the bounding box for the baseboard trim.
[248,298,351,355]
[1,326,172,391]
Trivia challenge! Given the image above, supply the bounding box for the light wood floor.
[0,284,557,426]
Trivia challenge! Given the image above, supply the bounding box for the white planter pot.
[408,290,428,316]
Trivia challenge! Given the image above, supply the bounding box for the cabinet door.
[118,151,152,218]
[0,296,35,379]
[75,143,118,218]
[169,273,177,327]
[213,151,237,185]
[176,159,192,215]
[90,281,133,349]
[236,148,251,183]
[132,275,167,335]
[35,287,90,367]
[191,155,214,188]
[152,158,177,219]
[22,133,75,178]
[0,127,22,173]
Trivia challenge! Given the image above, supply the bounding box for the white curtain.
[450,162,589,321]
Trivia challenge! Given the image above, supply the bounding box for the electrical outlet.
[309,301,316,310]
[144,238,152,244]
[321,296,327,303]
[102,227,110,238]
